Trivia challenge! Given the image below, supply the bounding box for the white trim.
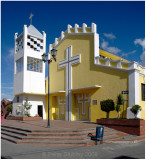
[70,85,101,91]
[50,91,65,95]
[58,95,66,115]
[77,93,90,115]
[58,45,81,121]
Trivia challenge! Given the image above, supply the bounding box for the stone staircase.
[1,125,128,146]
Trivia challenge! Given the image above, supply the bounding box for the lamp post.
[42,48,57,128]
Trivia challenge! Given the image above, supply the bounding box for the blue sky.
[1,1,145,100]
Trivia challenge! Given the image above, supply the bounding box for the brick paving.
[2,119,98,131]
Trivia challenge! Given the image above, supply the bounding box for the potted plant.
[100,99,115,119]
[130,105,142,119]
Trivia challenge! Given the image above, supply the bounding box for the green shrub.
[100,99,115,119]
[130,105,142,118]
[7,104,13,113]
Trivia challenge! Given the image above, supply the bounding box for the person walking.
[1,111,4,124]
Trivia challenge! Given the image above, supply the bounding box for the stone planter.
[96,119,145,136]
[6,117,42,121]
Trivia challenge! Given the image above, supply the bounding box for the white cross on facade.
[58,46,81,120]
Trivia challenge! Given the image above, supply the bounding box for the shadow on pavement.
[114,155,137,159]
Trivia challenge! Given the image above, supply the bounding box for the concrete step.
[1,134,21,143]
[1,125,31,132]
[1,134,95,146]
[1,128,28,136]
[1,131,26,139]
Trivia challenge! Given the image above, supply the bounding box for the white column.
[67,24,72,33]
[61,31,64,40]
[14,33,18,74]
[23,25,28,93]
[74,24,79,33]
[42,31,46,53]
[42,31,46,77]
[105,58,110,66]
[55,38,58,46]
[82,23,87,33]
[91,23,97,33]
[127,69,140,118]
[117,60,122,68]
[94,33,99,64]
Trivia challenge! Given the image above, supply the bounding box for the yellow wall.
[139,75,145,119]
[46,34,129,122]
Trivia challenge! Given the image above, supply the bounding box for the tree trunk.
[107,112,109,119]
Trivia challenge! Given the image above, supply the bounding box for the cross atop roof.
[29,13,34,25]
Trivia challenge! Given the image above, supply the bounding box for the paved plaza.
[1,139,145,159]
[2,119,98,130]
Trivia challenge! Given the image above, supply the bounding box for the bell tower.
[13,23,46,119]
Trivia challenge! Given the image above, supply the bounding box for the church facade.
[13,23,145,122]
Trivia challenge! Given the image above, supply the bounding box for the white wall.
[23,94,46,119]
[23,49,45,94]
[127,69,140,118]
[13,72,24,95]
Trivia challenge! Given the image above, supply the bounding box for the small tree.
[7,104,13,113]
[115,104,121,119]
[23,97,32,117]
[100,99,115,119]
[117,94,124,105]
[117,94,124,118]
[130,105,142,118]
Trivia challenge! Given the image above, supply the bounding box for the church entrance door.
[74,93,91,121]
[55,95,66,120]
[38,105,43,117]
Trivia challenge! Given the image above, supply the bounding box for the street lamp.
[42,48,57,128]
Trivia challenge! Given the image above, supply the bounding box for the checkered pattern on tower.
[27,35,43,52]
[16,37,23,52]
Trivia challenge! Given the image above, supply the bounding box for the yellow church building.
[46,23,145,122]
[13,23,145,123]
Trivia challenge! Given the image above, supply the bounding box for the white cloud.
[134,38,145,50]
[107,47,121,54]
[121,50,136,57]
[7,48,14,59]
[103,33,116,39]
[101,41,108,48]
[134,38,145,66]
[101,40,121,54]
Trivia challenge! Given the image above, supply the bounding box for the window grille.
[27,56,43,73]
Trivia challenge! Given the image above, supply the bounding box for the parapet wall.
[95,56,145,75]
[49,23,97,52]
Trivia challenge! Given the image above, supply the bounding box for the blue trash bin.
[96,126,104,145]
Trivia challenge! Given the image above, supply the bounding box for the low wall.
[6,117,42,121]
[96,119,145,136]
